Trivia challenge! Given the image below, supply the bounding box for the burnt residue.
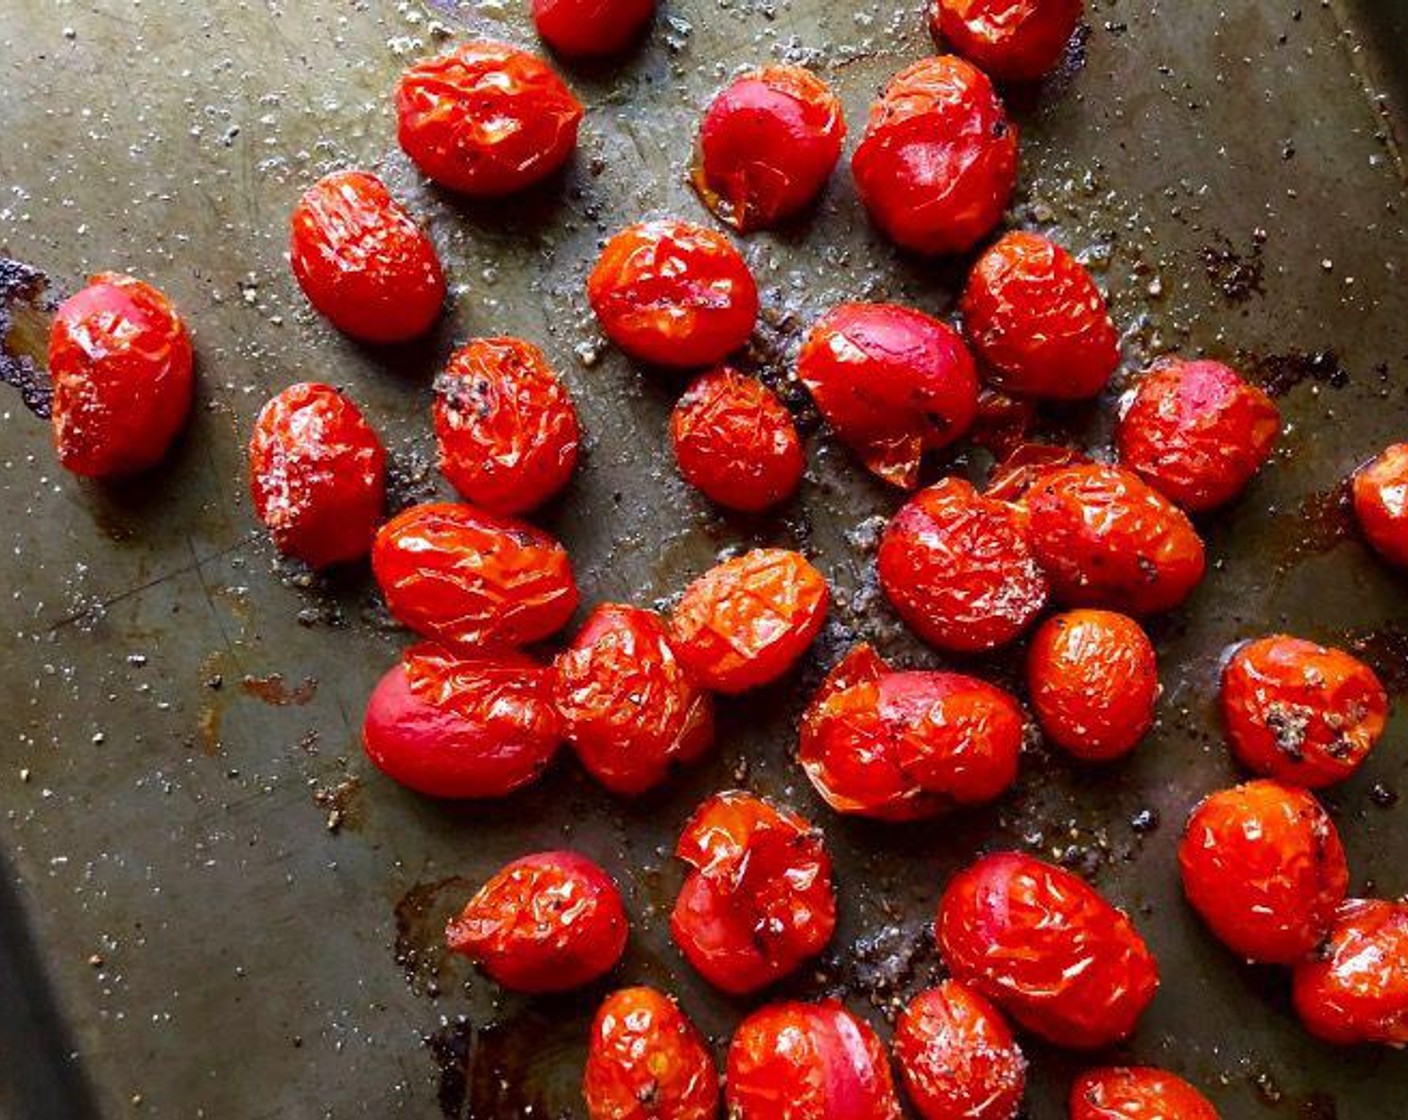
[424,1010,579,1120]
[1271,481,1355,574]
[1343,627,1408,695]
[385,443,441,514]
[1249,349,1351,397]
[425,1016,475,1120]
[239,673,318,706]
[394,877,474,998]
[0,257,54,419]
[1201,231,1266,303]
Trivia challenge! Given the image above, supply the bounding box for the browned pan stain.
[239,672,318,706]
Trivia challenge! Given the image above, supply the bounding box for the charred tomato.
[1353,443,1408,568]
[583,986,718,1120]
[532,0,655,59]
[1293,898,1408,1047]
[1070,1067,1220,1120]
[928,0,1084,83]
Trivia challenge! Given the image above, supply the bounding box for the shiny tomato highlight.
[583,986,718,1120]
[1070,1067,1220,1120]
[929,0,1084,83]
[532,0,655,59]
[1293,898,1408,1047]
[1353,442,1408,568]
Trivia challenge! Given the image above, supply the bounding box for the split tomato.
[1293,898,1408,1047]
[583,987,718,1120]
[928,0,1084,83]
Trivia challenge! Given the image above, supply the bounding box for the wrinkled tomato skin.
[1026,464,1206,616]
[1178,780,1348,965]
[797,303,980,489]
[362,643,562,799]
[894,981,1026,1120]
[1221,636,1388,788]
[670,368,804,511]
[1116,360,1281,512]
[583,987,719,1120]
[852,56,1018,256]
[396,41,583,195]
[288,170,445,344]
[1352,443,1408,568]
[929,0,1083,83]
[372,502,579,649]
[960,232,1118,401]
[554,604,715,795]
[983,441,1088,503]
[671,791,836,994]
[1293,898,1408,1047]
[433,337,580,514]
[248,382,386,569]
[446,850,627,992]
[1027,610,1158,762]
[726,1001,902,1120]
[878,477,1048,652]
[695,65,846,232]
[532,0,655,60]
[936,852,1160,1049]
[49,272,194,477]
[588,220,759,369]
[669,549,828,694]
[1070,1067,1220,1120]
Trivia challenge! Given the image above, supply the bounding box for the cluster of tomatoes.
[36,0,1408,1115]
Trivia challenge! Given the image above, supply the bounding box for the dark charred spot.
[0,256,55,419]
[1248,349,1350,397]
[1266,702,1309,760]
[1201,234,1266,304]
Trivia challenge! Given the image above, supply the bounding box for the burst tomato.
[936,852,1159,1049]
[532,0,655,59]
[1070,1067,1220,1120]
[48,272,194,477]
[1293,898,1408,1047]
[1221,636,1387,788]
[928,0,1084,83]
[797,303,980,489]
[1353,443,1408,568]
[671,791,836,994]
[852,56,1018,256]
[983,441,1088,503]
[395,41,583,195]
[583,987,718,1120]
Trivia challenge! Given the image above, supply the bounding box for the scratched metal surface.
[1,1,1407,1117]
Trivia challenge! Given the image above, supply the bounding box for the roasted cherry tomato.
[554,604,715,795]
[1070,1067,1220,1120]
[1179,780,1348,965]
[1027,610,1158,762]
[588,219,759,368]
[532,0,655,60]
[396,41,583,196]
[983,441,1088,503]
[670,367,803,511]
[1116,360,1281,511]
[852,56,1018,256]
[800,643,1025,820]
[583,987,718,1120]
[363,643,561,798]
[1026,464,1206,616]
[878,477,1048,651]
[1293,898,1408,1047]
[694,65,846,231]
[928,0,1083,83]
[1221,635,1388,788]
[248,382,386,569]
[960,231,1118,401]
[48,272,194,477]
[671,791,835,994]
[726,1000,902,1120]
[1353,443,1408,568]
[894,981,1026,1120]
[372,501,579,649]
[433,336,580,514]
[669,548,828,693]
[288,170,445,344]
[936,852,1159,1049]
[797,303,980,489]
[446,850,627,992]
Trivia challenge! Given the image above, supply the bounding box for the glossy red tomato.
[983,441,1088,503]
[669,549,828,693]
[960,231,1118,401]
[446,850,627,992]
[928,0,1084,83]
[588,219,759,368]
[695,65,846,231]
[1221,636,1388,788]
[395,41,583,195]
[1293,898,1408,1047]
[248,382,386,569]
[852,56,1018,256]
[1070,1067,1220,1120]
[894,981,1026,1120]
[800,643,1025,820]
[554,604,714,795]
[1353,443,1408,568]
[48,272,194,477]
[726,1001,902,1120]
[1027,610,1158,762]
[1179,780,1348,965]
[936,852,1160,1048]
[878,477,1048,651]
[433,336,580,514]
[1026,464,1206,616]
[1116,360,1281,511]
[797,303,980,489]
[372,501,579,649]
[532,0,655,59]
[362,643,561,798]
[671,791,836,994]
[583,987,718,1120]
[288,170,445,344]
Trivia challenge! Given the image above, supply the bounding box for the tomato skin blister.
[583,986,719,1120]
[1070,1067,1220,1120]
[928,0,1084,83]
[1293,898,1408,1047]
